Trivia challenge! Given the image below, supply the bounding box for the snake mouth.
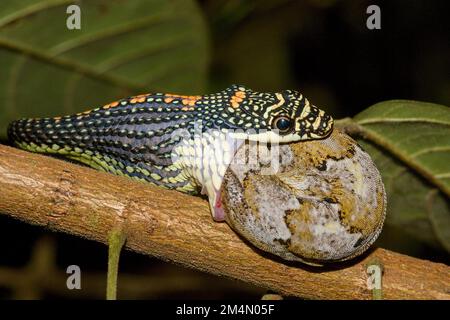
[227,129,304,144]
[297,113,334,140]
[318,114,334,137]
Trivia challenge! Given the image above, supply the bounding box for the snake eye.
[272,116,293,134]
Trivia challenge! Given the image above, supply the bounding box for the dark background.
[204,0,449,118]
[0,0,449,299]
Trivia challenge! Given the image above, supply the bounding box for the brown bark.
[0,144,449,300]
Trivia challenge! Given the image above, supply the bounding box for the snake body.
[8,85,333,221]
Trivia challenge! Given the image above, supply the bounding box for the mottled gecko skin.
[8,85,333,221]
[221,129,387,266]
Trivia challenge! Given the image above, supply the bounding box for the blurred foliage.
[0,0,209,136]
[203,0,450,118]
[0,219,263,299]
[0,0,449,299]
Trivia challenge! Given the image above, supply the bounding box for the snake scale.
[8,85,385,265]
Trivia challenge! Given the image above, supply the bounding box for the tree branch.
[0,144,448,300]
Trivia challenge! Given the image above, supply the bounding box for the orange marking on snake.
[176,95,201,106]
[235,90,246,98]
[166,93,201,99]
[230,90,246,108]
[231,101,240,109]
[130,94,148,104]
[103,100,120,109]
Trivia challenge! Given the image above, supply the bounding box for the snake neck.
[171,128,245,221]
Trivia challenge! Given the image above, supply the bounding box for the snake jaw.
[187,130,246,222]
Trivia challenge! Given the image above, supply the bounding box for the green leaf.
[0,0,209,138]
[338,100,450,253]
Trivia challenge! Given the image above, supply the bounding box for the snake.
[7,84,333,222]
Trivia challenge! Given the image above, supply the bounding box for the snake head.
[279,89,334,140]
[219,85,334,144]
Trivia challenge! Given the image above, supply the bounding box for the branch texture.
[0,144,449,300]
